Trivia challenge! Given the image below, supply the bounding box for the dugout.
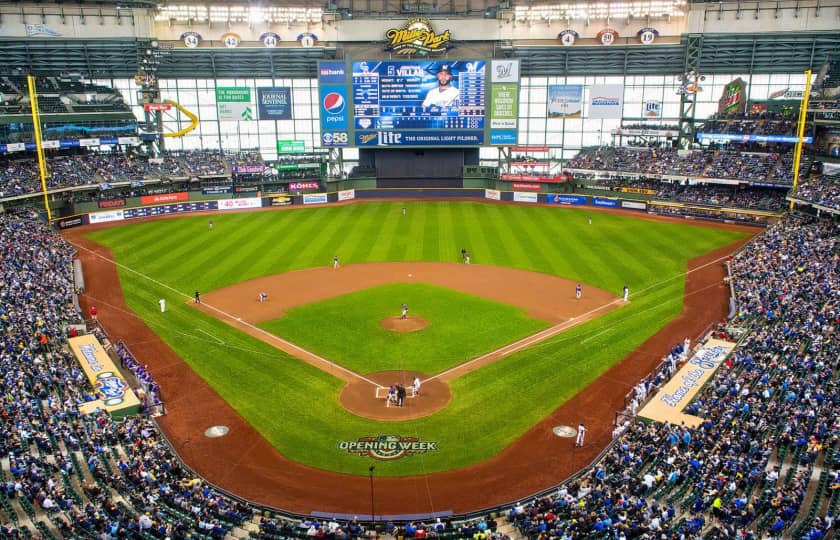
[363,148,478,188]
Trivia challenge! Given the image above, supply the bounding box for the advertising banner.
[490,131,518,145]
[512,192,538,203]
[216,86,254,122]
[484,189,501,200]
[257,87,293,120]
[697,133,813,144]
[232,165,266,174]
[490,83,519,129]
[56,216,85,229]
[548,85,584,118]
[502,175,568,183]
[592,197,619,208]
[68,335,141,419]
[303,193,328,205]
[620,187,657,195]
[319,61,347,84]
[588,84,624,119]
[512,182,542,191]
[202,186,233,195]
[643,100,662,118]
[141,192,189,205]
[123,201,218,219]
[338,189,356,201]
[89,209,125,224]
[218,197,262,211]
[549,194,586,205]
[277,140,305,153]
[98,199,126,208]
[289,181,320,191]
[319,84,349,147]
[355,130,483,147]
[621,200,647,210]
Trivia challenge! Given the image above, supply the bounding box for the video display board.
[318,59,520,148]
[353,60,486,147]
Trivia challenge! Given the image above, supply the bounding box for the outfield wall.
[56,188,773,231]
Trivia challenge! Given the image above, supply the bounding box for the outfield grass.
[259,283,550,375]
[87,201,748,475]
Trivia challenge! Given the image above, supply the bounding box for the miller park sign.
[339,435,439,460]
[384,17,453,55]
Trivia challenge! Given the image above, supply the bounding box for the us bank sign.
[339,435,439,460]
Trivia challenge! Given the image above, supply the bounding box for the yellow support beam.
[27,75,52,221]
[790,69,812,211]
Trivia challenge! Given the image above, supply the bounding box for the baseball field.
[71,200,752,512]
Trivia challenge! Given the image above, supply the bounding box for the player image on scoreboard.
[422,64,459,108]
[351,60,485,132]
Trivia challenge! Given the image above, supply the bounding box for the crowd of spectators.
[793,174,840,210]
[0,201,838,539]
[567,146,804,185]
[699,112,808,137]
[509,215,839,539]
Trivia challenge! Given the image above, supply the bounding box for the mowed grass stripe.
[87,201,750,476]
[405,203,428,260]
[436,202,456,263]
[366,203,404,261]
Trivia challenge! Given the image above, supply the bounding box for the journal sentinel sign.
[257,87,292,120]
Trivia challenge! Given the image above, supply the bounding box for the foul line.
[429,253,733,384]
[69,240,382,389]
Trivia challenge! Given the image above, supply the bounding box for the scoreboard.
[319,59,519,148]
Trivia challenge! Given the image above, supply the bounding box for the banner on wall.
[718,78,748,116]
[512,192,538,203]
[548,85,583,118]
[216,87,254,121]
[643,100,662,118]
[257,87,293,120]
[588,85,624,119]
[490,83,518,129]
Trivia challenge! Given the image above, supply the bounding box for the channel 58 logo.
[322,132,348,146]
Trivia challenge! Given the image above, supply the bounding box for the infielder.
[259,292,268,303]
[413,376,421,396]
[333,255,340,269]
[575,423,586,447]
[576,284,582,300]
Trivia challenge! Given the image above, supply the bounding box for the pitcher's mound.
[380,316,428,332]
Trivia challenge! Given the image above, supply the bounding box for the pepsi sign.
[319,85,348,131]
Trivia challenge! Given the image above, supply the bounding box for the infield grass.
[259,282,550,375]
[86,201,749,475]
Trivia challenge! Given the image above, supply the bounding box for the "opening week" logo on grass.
[338,435,439,460]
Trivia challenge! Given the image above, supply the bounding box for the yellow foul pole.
[790,69,812,211]
[27,75,52,221]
